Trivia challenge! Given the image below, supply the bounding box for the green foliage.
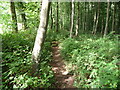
[1,1,120,89]
[0,2,12,33]
[46,29,69,41]
[24,2,40,28]
[2,30,54,89]
[60,34,119,88]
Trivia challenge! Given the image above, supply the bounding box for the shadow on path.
[50,41,75,88]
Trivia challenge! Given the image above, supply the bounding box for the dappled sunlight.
[50,41,75,88]
[1,1,119,89]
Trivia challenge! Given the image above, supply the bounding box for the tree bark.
[70,0,74,38]
[92,3,97,34]
[83,2,86,31]
[56,2,59,32]
[117,2,120,34]
[101,18,104,34]
[50,4,53,29]
[94,2,100,35]
[10,1,18,33]
[18,2,27,30]
[104,0,110,37]
[87,2,90,31]
[75,2,80,36]
[114,3,117,33]
[90,2,94,31]
[112,2,115,32]
[81,5,83,31]
[32,0,51,75]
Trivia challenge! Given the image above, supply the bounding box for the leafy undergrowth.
[59,33,120,88]
[46,29,69,42]
[2,30,54,89]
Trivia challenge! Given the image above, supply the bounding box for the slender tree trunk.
[32,0,51,75]
[112,2,115,31]
[56,2,59,32]
[114,3,117,33]
[94,2,100,34]
[61,7,65,30]
[92,9,97,34]
[104,0,110,37]
[53,15,55,29]
[10,1,18,33]
[108,2,112,33]
[101,18,104,34]
[50,4,53,29]
[80,6,82,30]
[70,0,74,38]
[70,2,72,30]
[90,2,94,31]
[18,2,27,30]
[59,4,62,30]
[84,2,86,31]
[117,2,120,34]
[80,5,83,31]
[92,3,97,34]
[87,2,90,31]
[75,2,79,36]
[82,4,85,31]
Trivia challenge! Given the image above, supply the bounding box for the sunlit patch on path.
[50,41,75,88]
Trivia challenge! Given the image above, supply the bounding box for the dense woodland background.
[1,0,120,89]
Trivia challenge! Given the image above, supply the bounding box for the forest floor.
[50,41,75,88]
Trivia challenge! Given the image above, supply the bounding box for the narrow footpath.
[50,41,75,88]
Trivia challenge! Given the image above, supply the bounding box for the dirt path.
[50,41,75,88]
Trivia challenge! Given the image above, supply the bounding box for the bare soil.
[50,41,75,88]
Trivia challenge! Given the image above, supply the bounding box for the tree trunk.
[56,2,59,32]
[18,2,27,30]
[10,1,18,33]
[90,2,94,31]
[117,2,120,34]
[112,2,115,32]
[101,18,104,34]
[114,3,118,33]
[81,5,83,31]
[83,2,86,31]
[32,0,51,76]
[70,0,74,38]
[75,2,79,36]
[92,3,97,34]
[94,2,100,35]
[104,0,110,37]
[87,2,90,31]
[50,4,53,29]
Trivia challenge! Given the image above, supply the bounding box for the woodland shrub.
[46,29,69,41]
[2,30,54,89]
[60,34,119,88]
